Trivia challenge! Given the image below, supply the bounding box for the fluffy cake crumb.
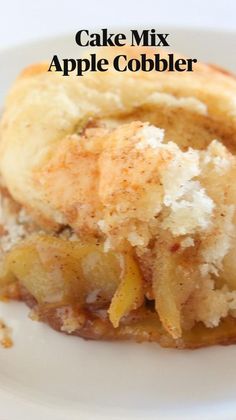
[136,126,165,149]
[0,191,35,254]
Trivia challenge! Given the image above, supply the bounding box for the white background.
[0,0,235,50]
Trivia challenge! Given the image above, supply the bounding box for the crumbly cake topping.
[0,194,27,253]
[0,191,40,255]
[97,124,234,260]
[136,126,165,149]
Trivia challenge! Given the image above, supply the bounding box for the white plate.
[0,28,236,420]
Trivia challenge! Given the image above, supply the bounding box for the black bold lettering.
[76,58,90,76]
[113,55,127,71]
[175,59,187,72]
[140,54,154,71]
[128,58,141,72]
[48,55,62,72]
[131,30,149,46]
[157,34,169,47]
[186,58,197,71]
[114,33,126,46]
[62,59,76,76]
[75,30,89,46]
[97,58,109,72]
[155,54,168,72]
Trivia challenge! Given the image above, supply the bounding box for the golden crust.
[18,62,49,79]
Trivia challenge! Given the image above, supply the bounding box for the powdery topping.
[136,126,165,149]
[99,123,217,249]
[161,148,201,204]
[160,145,215,235]
[191,281,236,328]
[162,186,214,236]
[200,205,235,276]
[202,140,234,174]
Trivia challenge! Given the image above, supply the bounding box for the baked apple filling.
[0,235,144,327]
[1,229,236,349]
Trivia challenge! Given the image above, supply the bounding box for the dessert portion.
[0,47,236,348]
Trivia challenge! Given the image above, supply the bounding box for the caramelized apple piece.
[108,254,144,328]
[153,242,182,339]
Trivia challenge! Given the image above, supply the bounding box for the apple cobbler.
[0,47,236,348]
